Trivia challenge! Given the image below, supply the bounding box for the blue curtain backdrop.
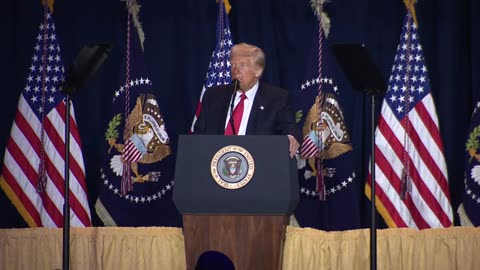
[1,0,478,228]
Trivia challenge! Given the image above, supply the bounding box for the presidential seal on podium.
[210,145,255,189]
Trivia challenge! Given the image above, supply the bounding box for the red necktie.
[225,93,247,135]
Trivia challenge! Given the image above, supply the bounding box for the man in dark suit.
[194,43,300,157]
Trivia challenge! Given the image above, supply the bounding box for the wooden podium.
[183,215,288,269]
[173,135,299,270]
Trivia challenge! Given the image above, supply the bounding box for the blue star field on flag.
[190,1,233,133]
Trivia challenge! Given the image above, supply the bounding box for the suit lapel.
[246,83,263,135]
[217,85,233,134]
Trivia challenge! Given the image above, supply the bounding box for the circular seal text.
[210,145,255,189]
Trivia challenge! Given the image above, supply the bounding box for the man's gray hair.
[230,43,265,71]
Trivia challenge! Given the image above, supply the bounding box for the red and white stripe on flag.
[1,97,91,227]
[122,139,143,163]
[300,135,319,158]
[367,95,453,228]
[365,12,452,229]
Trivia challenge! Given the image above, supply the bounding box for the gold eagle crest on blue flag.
[300,91,352,179]
[106,94,171,188]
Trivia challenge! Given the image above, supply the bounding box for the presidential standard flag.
[190,0,233,133]
[365,7,453,228]
[95,2,180,226]
[0,5,91,227]
[459,101,480,226]
[293,1,361,230]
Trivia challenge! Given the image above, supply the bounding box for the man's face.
[230,55,262,91]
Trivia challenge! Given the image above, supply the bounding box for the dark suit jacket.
[194,82,301,142]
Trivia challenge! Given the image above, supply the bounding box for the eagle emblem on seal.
[223,156,243,179]
[106,94,171,185]
[301,93,353,178]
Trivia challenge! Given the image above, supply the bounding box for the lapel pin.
[260,106,264,110]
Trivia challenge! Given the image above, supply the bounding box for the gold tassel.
[403,0,419,27]
[42,0,54,13]
[222,0,232,15]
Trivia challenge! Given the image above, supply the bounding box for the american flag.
[0,9,91,227]
[366,12,453,229]
[190,0,233,133]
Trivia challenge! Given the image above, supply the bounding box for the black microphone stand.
[60,43,111,270]
[332,44,386,270]
[228,79,239,135]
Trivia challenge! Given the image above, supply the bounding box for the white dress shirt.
[224,81,259,135]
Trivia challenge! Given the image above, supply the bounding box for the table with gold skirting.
[1,226,480,269]
[282,226,480,270]
[0,227,186,270]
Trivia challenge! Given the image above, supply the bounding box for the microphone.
[228,79,240,135]
[232,78,240,87]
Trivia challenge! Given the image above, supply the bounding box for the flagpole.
[331,43,387,270]
[60,43,111,270]
[62,94,72,270]
[370,94,377,270]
